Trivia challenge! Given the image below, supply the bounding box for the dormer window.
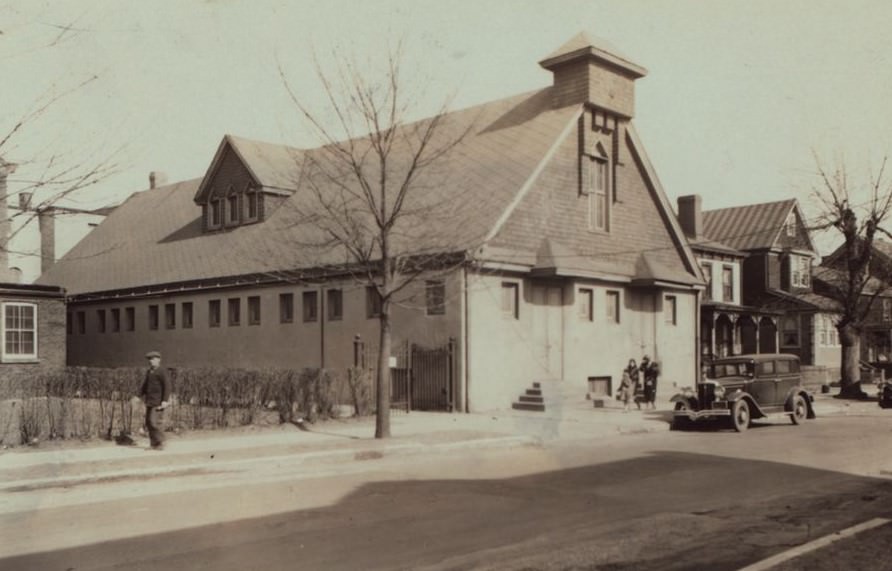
[791,254,811,288]
[210,200,222,227]
[245,190,259,221]
[227,194,239,223]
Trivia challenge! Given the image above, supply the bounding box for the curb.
[0,434,539,493]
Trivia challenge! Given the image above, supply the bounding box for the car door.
[774,358,798,404]
[750,359,777,406]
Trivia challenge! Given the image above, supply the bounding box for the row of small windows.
[207,188,260,229]
[499,283,669,326]
[67,282,447,334]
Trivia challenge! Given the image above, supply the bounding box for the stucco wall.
[465,270,697,412]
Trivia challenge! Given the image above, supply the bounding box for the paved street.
[2,400,892,570]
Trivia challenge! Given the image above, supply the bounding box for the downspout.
[319,287,325,368]
[463,264,471,413]
[695,287,701,385]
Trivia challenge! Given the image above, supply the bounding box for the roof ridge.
[702,198,796,215]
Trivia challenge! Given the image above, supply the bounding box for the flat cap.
[145,351,161,359]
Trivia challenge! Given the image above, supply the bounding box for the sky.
[3,0,892,281]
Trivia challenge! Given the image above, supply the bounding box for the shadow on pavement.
[5,451,892,571]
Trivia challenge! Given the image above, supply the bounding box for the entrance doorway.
[531,285,563,379]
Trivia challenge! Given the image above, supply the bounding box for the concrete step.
[518,395,544,404]
[511,401,546,412]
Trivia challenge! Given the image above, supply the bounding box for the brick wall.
[0,294,66,374]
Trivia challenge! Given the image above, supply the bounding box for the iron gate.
[355,337,455,413]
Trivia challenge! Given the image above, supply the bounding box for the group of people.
[617,355,660,412]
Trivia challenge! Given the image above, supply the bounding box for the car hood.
[706,378,747,391]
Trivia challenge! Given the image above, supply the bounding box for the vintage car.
[879,379,892,409]
[670,353,815,432]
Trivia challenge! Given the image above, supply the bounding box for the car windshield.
[711,362,754,378]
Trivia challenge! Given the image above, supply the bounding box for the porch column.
[754,317,761,354]
[729,315,739,355]
[710,313,718,359]
[771,317,779,353]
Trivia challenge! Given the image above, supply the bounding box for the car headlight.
[713,384,726,399]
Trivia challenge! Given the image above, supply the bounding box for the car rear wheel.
[671,402,691,431]
[731,399,750,432]
[790,395,807,425]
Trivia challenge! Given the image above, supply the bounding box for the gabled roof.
[194,135,304,202]
[702,199,807,252]
[38,89,583,296]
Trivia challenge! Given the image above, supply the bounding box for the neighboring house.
[690,198,841,383]
[38,33,703,412]
[0,282,66,373]
[819,240,892,368]
[676,195,782,363]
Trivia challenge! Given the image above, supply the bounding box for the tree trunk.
[375,304,392,439]
[839,323,865,398]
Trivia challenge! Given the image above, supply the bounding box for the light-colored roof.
[702,199,797,252]
[539,31,647,78]
[39,89,583,295]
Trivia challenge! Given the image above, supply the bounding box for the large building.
[39,33,704,412]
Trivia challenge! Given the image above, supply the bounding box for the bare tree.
[812,156,892,398]
[278,47,474,438]
[0,6,118,277]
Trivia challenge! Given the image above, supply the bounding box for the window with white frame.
[700,261,713,302]
[2,302,37,360]
[722,265,734,302]
[791,255,811,288]
[884,299,892,322]
[819,315,828,346]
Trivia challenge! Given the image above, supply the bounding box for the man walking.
[139,351,170,450]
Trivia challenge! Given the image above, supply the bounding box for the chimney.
[149,171,168,189]
[18,191,32,211]
[38,207,56,276]
[677,195,702,239]
[0,159,17,281]
[539,32,647,117]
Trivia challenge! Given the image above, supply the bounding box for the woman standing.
[622,359,640,412]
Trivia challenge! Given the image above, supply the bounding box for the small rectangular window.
[209,299,221,328]
[228,298,241,326]
[366,286,382,318]
[97,309,106,333]
[279,293,294,323]
[77,311,86,334]
[722,265,734,302]
[776,359,792,374]
[148,305,159,331]
[701,262,713,302]
[579,288,593,321]
[758,361,775,375]
[125,307,135,332]
[425,280,446,316]
[781,315,799,347]
[248,296,261,325]
[303,291,318,322]
[501,282,519,319]
[111,308,120,332]
[182,302,193,329]
[606,291,620,323]
[165,303,176,330]
[665,295,677,325]
[327,289,343,321]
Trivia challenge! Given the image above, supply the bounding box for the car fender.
[785,388,816,419]
[725,391,766,419]
[670,393,699,410]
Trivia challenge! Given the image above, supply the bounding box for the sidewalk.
[0,390,882,512]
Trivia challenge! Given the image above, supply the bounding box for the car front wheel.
[790,395,807,425]
[731,399,750,432]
